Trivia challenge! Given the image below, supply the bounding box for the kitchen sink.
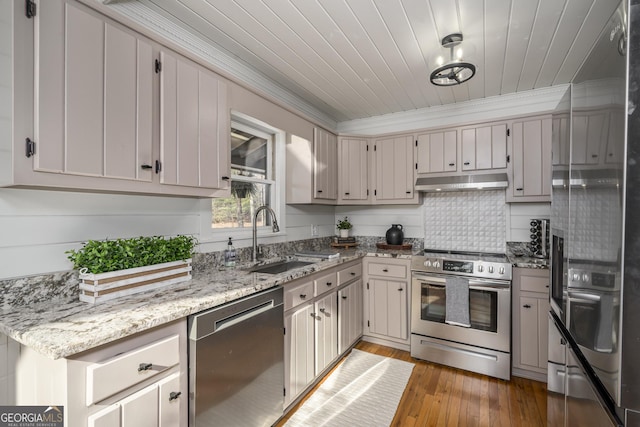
[248,260,314,274]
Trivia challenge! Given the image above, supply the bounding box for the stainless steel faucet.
[252,205,280,262]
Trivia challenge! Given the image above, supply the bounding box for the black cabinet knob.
[141,164,153,170]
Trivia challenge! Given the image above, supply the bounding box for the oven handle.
[412,276,510,290]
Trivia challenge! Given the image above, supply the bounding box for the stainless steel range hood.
[415,173,509,192]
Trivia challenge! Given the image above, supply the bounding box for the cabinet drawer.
[521,275,549,293]
[337,263,362,286]
[284,280,314,311]
[367,262,407,279]
[86,334,180,405]
[314,271,338,296]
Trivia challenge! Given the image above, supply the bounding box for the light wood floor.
[277,340,547,427]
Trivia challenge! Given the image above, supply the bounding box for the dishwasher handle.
[189,287,283,341]
[214,299,274,333]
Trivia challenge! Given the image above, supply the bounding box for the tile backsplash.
[423,190,506,253]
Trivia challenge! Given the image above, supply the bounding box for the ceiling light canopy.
[430,33,476,87]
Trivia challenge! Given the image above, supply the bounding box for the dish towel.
[445,276,471,327]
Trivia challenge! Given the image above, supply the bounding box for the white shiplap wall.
[335,204,423,240]
[507,202,551,242]
[0,189,337,279]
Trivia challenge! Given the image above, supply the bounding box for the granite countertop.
[0,252,367,360]
[506,242,549,269]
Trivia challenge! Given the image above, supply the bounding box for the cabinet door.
[552,114,570,166]
[461,124,507,170]
[374,135,415,201]
[339,138,369,201]
[35,1,153,182]
[511,117,552,199]
[338,280,363,353]
[416,130,457,173]
[315,292,338,375]
[88,405,121,427]
[159,49,230,191]
[121,384,159,427]
[368,279,408,340]
[519,296,542,369]
[158,372,182,427]
[518,294,550,371]
[572,111,608,165]
[314,128,338,200]
[284,303,315,405]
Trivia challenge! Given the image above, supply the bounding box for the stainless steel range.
[410,250,512,380]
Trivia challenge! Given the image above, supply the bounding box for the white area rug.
[284,349,414,427]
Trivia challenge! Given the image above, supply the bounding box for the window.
[212,121,277,230]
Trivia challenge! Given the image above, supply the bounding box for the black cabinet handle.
[591,154,598,158]
[317,190,323,193]
[221,176,230,181]
[345,192,350,195]
[350,272,356,276]
[138,363,153,372]
[342,295,347,299]
[326,282,332,286]
[463,161,470,165]
[319,308,326,313]
[523,304,532,309]
[516,188,523,191]
[300,294,307,299]
[406,191,411,194]
[398,288,403,291]
[448,163,455,167]
[169,391,181,401]
[155,160,162,174]
[141,164,153,170]
[382,268,389,272]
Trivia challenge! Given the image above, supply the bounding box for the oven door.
[411,272,510,352]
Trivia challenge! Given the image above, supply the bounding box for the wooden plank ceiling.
[139,0,621,123]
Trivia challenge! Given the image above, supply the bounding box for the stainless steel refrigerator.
[549,0,640,425]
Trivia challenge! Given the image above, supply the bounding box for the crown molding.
[94,0,339,131]
[337,85,571,135]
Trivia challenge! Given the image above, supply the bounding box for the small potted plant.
[66,235,197,303]
[336,216,353,238]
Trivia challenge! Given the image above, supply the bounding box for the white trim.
[337,85,570,135]
[205,113,287,246]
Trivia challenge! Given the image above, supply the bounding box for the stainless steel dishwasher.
[188,286,284,426]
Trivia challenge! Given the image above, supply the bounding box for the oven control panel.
[412,256,512,281]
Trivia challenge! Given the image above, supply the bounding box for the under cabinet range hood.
[415,173,509,192]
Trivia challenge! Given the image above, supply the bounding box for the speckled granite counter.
[0,252,364,360]
[506,242,549,269]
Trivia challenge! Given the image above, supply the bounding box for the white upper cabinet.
[338,137,370,204]
[3,0,231,197]
[461,123,508,171]
[507,115,552,202]
[571,110,609,165]
[373,135,419,204]
[314,128,338,201]
[35,1,153,182]
[416,130,457,174]
[159,49,230,191]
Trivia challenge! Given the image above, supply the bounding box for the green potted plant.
[66,235,197,303]
[336,216,353,238]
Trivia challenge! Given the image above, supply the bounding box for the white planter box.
[79,259,192,303]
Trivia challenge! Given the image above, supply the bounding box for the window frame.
[204,112,286,244]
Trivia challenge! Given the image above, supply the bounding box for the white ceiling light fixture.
[430,33,476,87]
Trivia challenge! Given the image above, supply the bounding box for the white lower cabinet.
[363,257,410,349]
[284,302,315,406]
[512,267,550,381]
[284,260,363,408]
[15,321,187,427]
[338,279,363,354]
[314,292,339,375]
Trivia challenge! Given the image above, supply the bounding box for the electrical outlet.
[311,224,318,236]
